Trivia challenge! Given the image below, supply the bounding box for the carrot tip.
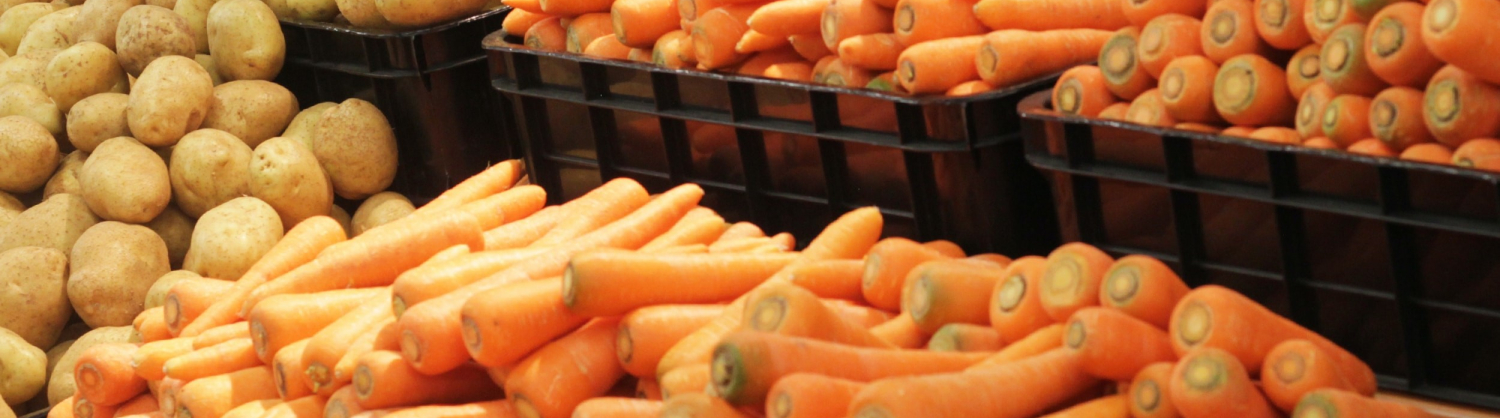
[1134,378,1164,413]
[1273,351,1307,383]
[1214,65,1254,112]
[709,346,746,400]
[1427,81,1460,123]
[1103,266,1141,304]
[905,277,933,320]
[616,326,634,363]
[1182,355,1226,391]
[1260,0,1291,29]
[748,297,789,331]
[1176,301,1211,345]
[1064,319,1086,348]
[770,392,792,418]
[1427,0,1456,32]
[993,274,1026,313]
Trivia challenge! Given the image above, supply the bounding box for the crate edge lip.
[279,7,508,39]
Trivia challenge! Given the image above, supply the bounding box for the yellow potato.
[44,42,128,113]
[250,137,332,229]
[375,0,485,28]
[79,137,171,223]
[143,269,199,310]
[0,193,98,254]
[206,0,284,81]
[0,115,59,194]
[115,5,196,77]
[0,82,64,137]
[183,197,282,279]
[64,93,129,152]
[126,55,213,147]
[351,191,412,236]
[145,0,174,8]
[313,99,398,200]
[0,0,44,16]
[68,221,171,327]
[42,150,86,199]
[194,53,223,85]
[71,0,140,50]
[145,204,193,267]
[201,80,299,148]
[0,247,70,350]
[46,326,129,405]
[0,2,59,55]
[169,129,252,217]
[0,327,45,405]
[282,102,335,149]
[173,0,211,53]
[15,6,79,58]
[0,53,44,89]
[0,191,21,229]
[334,0,391,28]
[265,0,338,21]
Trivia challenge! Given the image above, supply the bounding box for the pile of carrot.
[1050,0,1500,172]
[500,0,1128,95]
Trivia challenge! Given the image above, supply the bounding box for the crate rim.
[279,7,508,39]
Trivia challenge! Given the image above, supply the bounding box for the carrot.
[1320,94,1374,147]
[352,351,499,410]
[455,185,546,233]
[541,0,613,17]
[629,48,654,62]
[136,308,173,343]
[861,238,955,311]
[1099,103,1132,120]
[716,222,766,241]
[741,281,891,347]
[1168,347,1278,418]
[220,400,278,418]
[893,0,985,46]
[659,364,712,399]
[1453,138,1500,171]
[1214,54,1296,126]
[1363,3,1441,88]
[637,380,662,400]
[618,305,724,378]
[304,303,396,396]
[1041,395,1128,418]
[1348,138,1397,156]
[927,324,1004,352]
[783,260,864,301]
[1261,340,1356,412]
[133,338,195,381]
[738,50,815,81]
[977,29,1113,89]
[736,30,789,54]
[924,241,966,258]
[260,396,325,418]
[75,397,121,418]
[847,349,1098,418]
[988,256,1052,343]
[1170,285,1377,395]
[820,0,893,51]
[503,9,551,37]
[566,13,616,53]
[324,387,370,418]
[572,398,661,418]
[1424,66,1500,146]
[113,394,161,418]
[161,337,261,382]
[371,400,517,418]
[1052,66,1120,117]
[156,379,185,418]
[504,318,625,418]
[658,394,749,418]
[1368,86,1433,150]
[190,323,250,351]
[1249,126,1303,144]
[164,279,235,335]
[76,343,147,406]
[460,277,590,367]
[764,374,864,418]
[55,398,78,418]
[176,367,280,418]
[1038,243,1113,322]
[564,252,799,317]
[1287,45,1321,99]
[1401,143,1454,164]
[1138,15,1202,79]
[1126,89,1178,126]
[612,0,679,48]
[969,322,1066,371]
[1127,0,1206,28]
[508,0,544,12]
[1254,0,1310,49]
[585,36,635,59]
[1099,255,1189,329]
[709,331,991,405]
[180,217,347,338]
[418,159,524,212]
[692,4,760,69]
[837,34,903,71]
[1175,122,1224,132]
[1128,363,1179,418]
[524,17,568,51]
[1420,0,1500,85]
[815,58,876,87]
[392,247,552,317]
[249,288,387,363]
[868,313,928,349]
[746,0,826,37]
[903,259,1004,333]
[1297,83,1337,138]
[1302,137,1339,148]
[484,206,565,251]
[972,0,1131,31]
[1304,0,1360,44]
[789,34,832,62]
[1099,28,1155,101]
[1064,308,1177,381]
[263,339,310,400]
[334,319,396,392]
[1292,389,1440,418]
[1322,24,1387,96]
[1201,0,1270,63]
[678,0,735,23]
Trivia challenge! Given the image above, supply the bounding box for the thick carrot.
[1169,285,1377,395]
[192,323,250,350]
[1099,255,1188,329]
[1128,363,1179,418]
[658,394,749,418]
[925,241,966,257]
[1292,389,1440,418]
[156,379,185,418]
[373,400,517,418]
[613,0,679,48]
[637,380,662,400]
[392,247,551,317]
[738,50,815,80]
[134,338,195,381]
[893,0,985,46]
[747,0,827,37]
[847,349,1098,418]
[1287,45,1321,99]
[417,161,525,215]
[1321,94,1374,147]
[973,0,1131,31]
[629,48,653,63]
[75,397,121,418]
[564,252,799,317]
[508,0,544,12]
[585,36,635,59]
[783,260,863,301]
[977,29,1113,89]
[1420,0,1500,85]
[162,338,261,382]
[868,313,928,349]
[764,374,864,418]
[1304,137,1340,149]
[816,58,876,87]
[709,331,991,405]
[1168,347,1278,418]
[1038,243,1113,322]
[566,13,616,53]
[1453,138,1500,171]
[175,367,280,418]
[1064,308,1178,381]
[1100,28,1155,101]
[455,185,545,233]
[164,279,235,335]
[968,323,1064,371]
[220,400,278,418]
[693,4,760,69]
[353,351,500,410]
[837,34,903,71]
[1175,122,1225,133]
[1214,54,1296,126]
[541,0,613,17]
[572,398,661,418]
[737,30,789,53]
[1052,66,1120,117]
[1322,23,1387,96]
[1424,66,1500,146]
[1304,0,1360,44]
[484,206,564,251]
[180,217,347,338]
[927,324,1004,352]
[678,0,735,23]
[862,238,955,311]
[525,17,568,51]
[1369,86,1433,150]
[1138,15,1202,79]
[989,256,1052,343]
[1040,395,1128,418]
[1297,83,1337,138]
[1262,340,1356,412]
[903,259,1005,333]
[252,397,322,418]
[1126,0,1206,27]
[1254,0,1310,49]
[1127,89,1179,126]
[717,222,766,241]
[659,364,711,399]
[136,309,173,343]
[503,9,551,37]
[116,394,160,417]
[1099,103,1132,120]
[334,320,396,393]
[77,344,147,406]
[742,281,891,347]
[1251,127,1304,144]
[250,289,387,363]
[55,398,78,418]
[789,34,832,62]
[324,387,367,418]
[461,277,589,367]
[504,318,625,418]
[820,0,893,50]
[618,305,724,378]
[1364,3,1441,87]
[304,302,393,396]
[1349,138,1398,156]
[1401,143,1455,164]
[271,340,313,400]
[1201,0,1270,63]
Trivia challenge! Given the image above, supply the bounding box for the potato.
[145,205,192,267]
[80,137,170,223]
[0,400,10,418]
[248,137,332,229]
[0,191,20,229]
[206,0,283,81]
[42,339,72,382]
[114,5,195,77]
[46,326,129,405]
[0,328,45,405]
[375,0,485,28]
[71,0,140,50]
[0,2,59,56]
[201,81,298,148]
[0,0,42,17]
[334,0,391,28]
[0,83,63,138]
[0,246,69,350]
[267,0,337,21]
[0,53,43,89]
[351,191,412,236]
[44,43,127,114]
[126,55,213,147]
[68,221,170,327]
[15,6,79,58]
[194,53,222,85]
[0,193,97,253]
[329,204,351,235]
[42,150,85,199]
[282,102,334,149]
[0,115,59,194]
[183,197,282,279]
[313,99,398,200]
[64,93,128,152]
[143,269,198,310]
[145,0,173,9]
[169,129,251,217]
[172,0,211,53]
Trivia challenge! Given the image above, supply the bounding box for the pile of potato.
[0,0,421,415]
[270,0,506,30]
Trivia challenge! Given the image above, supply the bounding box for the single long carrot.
[535,179,652,247]
[1215,53,1296,126]
[1052,66,1120,117]
[1254,0,1310,49]
[572,398,661,418]
[861,238,955,311]
[973,0,1131,31]
[868,313,928,349]
[525,17,568,51]
[162,338,261,382]
[134,338,195,381]
[1099,28,1155,101]
[372,400,517,418]
[1064,308,1177,381]
[659,364,711,399]
[746,0,827,37]
[1287,45,1321,99]
[815,58,876,87]
[1420,0,1500,85]
[1424,66,1500,146]
[180,217,347,338]
[895,36,985,94]
[893,0,985,46]
[618,305,724,378]
[736,30,790,54]
[977,29,1113,89]
[165,279,235,336]
[1369,86,1433,151]
[1321,94,1374,147]
[848,349,1098,418]
[175,367,280,418]
[783,260,864,301]
[564,252,797,317]
[741,281,891,347]
[1159,55,1223,123]
[304,298,395,395]
[692,4,760,69]
[903,259,1005,333]
[1365,3,1441,87]
[503,9,551,37]
[640,208,728,252]
[789,33,832,62]
[988,256,1053,343]
[837,33,903,71]
[324,387,366,418]
[1041,395,1128,418]
[1129,363,1179,418]
[1453,138,1500,171]
[1127,89,1179,126]
[1126,0,1206,27]
[612,0,678,48]
[1262,340,1357,412]
[764,374,864,418]
[272,340,313,400]
[504,318,625,418]
[1322,23,1388,96]
[1401,143,1455,164]
[1099,255,1189,329]
[136,308,173,343]
[392,247,551,317]
[461,277,589,367]
[249,288,387,363]
[220,400,278,418]
[1138,15,1202,79]
[1297,83,1337,138]
[455,185,546,233]
[192,323,251,350]
[418,161,524,215]
[353,351,500,410]
[1168,347,1278,418]
[821,0,893,50]
[1038,243,1113,322]
[77,343,147,406]
[1292,389,1440,418]
[927,324,1004,352]
[1305,0,1360,44]
[659,394,749,418]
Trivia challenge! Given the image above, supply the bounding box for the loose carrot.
[738,49,815,80]
[1254,0,1310,49]
[270,339,313,400]
[1099,255,1189,329]
[161,338,260,382]
[1292,389,1440,418]
[1201,0,1271,63]
[783,260,864,301]
[1321,94,1374,147]
[1126,0,1206,28]
[789,33,832,62]
[678,0,736,23]
[710,331,991,405]
[566,13,616,53]
[133,338,195,381]
[903,259,1005,333]
[1137,15,1202,78]
[373,400,517,418]
[181,217,347,338]
[1304,0,1360,44]
[461,277,590,367]
[629,48,653,63]
[1251,127,1304,144]
[816,58,876,87]
[220,400,278,418]
[1262,340,1356,412]
[1038,243,1113,322]
[747,0,827,37]
[353,352,500,410]
[585,35,635,59]
[250,289,387,363]
[324,387,366,418]
[637,379,662,400]
[1287,45,1321,98]
[77,343,147,406]
[75,397,121,418]
[1348,138,1397,156]
[508,0,544,12]
[1099,28,1155,100]
[156,379,185,418]
[116,394,160,417]
[304,300,395,395]
[1420,0,1500,85]
[572,398,662,418]
[164,279,234,336]
[1099,103,1133,120]
[1214,54,1296,126]
[837,33,903,71]
[1368,86,1433,150]
[136,308,173,343]
[1040,395,1128,418]
[927,324,1004,352]
[764,374,864,418]
[1170,285,1377,395]
[1401,143,1454,164]
[564,252,799,317]
[504,318,625,418]
[659,364,712,399]
[618,305,724,378]
[613,0,679,48]
[1168,348,1278,418]
[742,281,891,347]
[820,0,893,50]
[175,367,280,418]
[1453,138,1500,171]
[503,9,551,37]
[893,0,985,46]
[977,29,1113,89]
[192,323,250,351]
[736,30,789,54]
[988,256,1053,343]
[455,185,546,233]
[925,241,966,258]
[525,17,568,51]
[847,349,1098,418]
[692,4,760,69]
[1128,363,1179,418]
[1052,66,1120,117]
[540,0,613,17]
[392,247,552,317]
[1364,3,1441,87]
[868,313,928,349]
[1322,23,1388,96]
[862,238,955,311]
[658,394,749,418]
[1297,83,1337,138]
[418,160,525,215]
[1065,308,1178,381]
[973,0,1131,31]
[335,320,396,392]
[484,206,564,251]
[1127,89,1179,127]
[1424,66,1500,146]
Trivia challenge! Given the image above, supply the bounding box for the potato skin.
[67,221,171,327]
[173,0,211,53]
[17,6,81,58]
[351,191,412,236]
[0,247,70,349]
[45,42,128,113]
[182,196,283,279]
[0,191,21,229]
[0,115,59,194]
[334,0,392,28]
[0,53,45,89]
[194,53,223,85]
[375,0,486,28]
[206,0,284,81]
[80,137,171,223]
[71,0,140,50]
[168,129,252,218]
[66,93,130,152]
[126,55,214,147]
[0,2,61,56]
[144,204,193,267]
[115,5,196,77]
[43,150,86,200]
[282,102,335,150]
[201,80,299,148]
[0,327,46,406]
[0,82,64,138]
[313,99,398,200]
[0,193,99,254]
[46,326,130,405]
[250,137,332,229]
[266,0,338,21]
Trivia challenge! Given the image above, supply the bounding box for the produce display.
[265,0,506,29]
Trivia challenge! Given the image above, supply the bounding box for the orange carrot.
[648,30,695,68]
[789,34,832,62]
[373,400,517,418]
[716,222,766,241]
[1053,66,1121,117]
[1364,3,1441,87]
[903,259,1005,333]
[525,17,568,51]
[392,247,551,317]
[973,0,1131,31]
[825,299,893,327]
[165,279,235,336]
[1453,138,1500,171]
[1250,127,1303,144]
[220,400,278,418]
[861,238,955,311]
[739,50,816,81]
[1041,395,1128,418]
[335,320,397,392]
[1348,138,1397,156]
[541,0,613,17]
[820,0,893,50]
[566,13,616,53]
[1254,0,1310,48]
[572,398,662,418]
[1303,137,1340,148]
[1292,389,1440,418]
[353,352,500,410]
[508,0,544,13]
[837,33,903,71]
[484,206,564,251]
[848,349,1098,418]
[1168,347,1278,418]
[418,160,525,214]
[1127,89,1179,126]
[629,48,653,63]
[613,0,679,48]
[989,256,1053,343]
[564,252,799,317]
[1214,54,1296,126]
[659,364,711,399]
[747,0,828,37]
[1201,0,1271,63]
[764,374,864,418]
[1099,255,1189,329]
[1137,15,1203,78]
[1320,94,1374,147]
[1127,0,1207,27]
[180,217,347,338]
[741,281,891,347]
[503,9,551,37]
[162,338,261,382]
[1099,103,1132,120]
[925,241,966,257]
[737,30,789,54]
[1297,83,1337,138]
[175,367,280,418]
[455,185,546,233]
[192,323,250,351]
[1038,243,1113,322]
[1156,56,1220,123]
[1175,122,1225,133]
[133,338,195,381]
[504,318,625,418]
[815,58,876,87]
[927,323,1004,352]
[115,394,161,417]
[1401,143,1454,164]
[893,0,985,46]
[1304,0,1360,44]
[868,313,928,349]
[55,398,78,418]
[783,260,864,301]
[304,298,397,394]
[135,308,173,343]
[1420,0,1500,85]
[1099,28,1155,100]
[1262,340,1356,412]
[1280,47,1320,100]
[977,29,1113,89]
[324,387,367,418]
[258,396,324,418]
[1064,308,1178,381]
[585,35,635,59]
[77,343,147,406]
[693,4,760,69]
[271,339,312,400]
[658,394,749,418]
[636,379,662,400]
[678,0,736,23]
[1322,23,1388,96]
[75,397,120,418]
[461,277,590,367]
[1128,363,1179,418]
[895,35,987,94]
[618,305,724,378]
[249,289,387,363]
[1369,86,1433,150]
[156,379,185,418]
[1424,66,1500,146]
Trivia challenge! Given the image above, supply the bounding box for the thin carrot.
[637,380,662,400]
[973,0,1131,31]
[978,29,1113,89]
[572,398,662,418]
[220,400,278,418]
[895,36,987,93]
[641,208,728,252]
[459,277,588,368]
[927,324,1004,352]
[742,281,891,347]
[76,343,147,406]
[1201,0,1270,63]
[1254,0,1310,48]
[1137,15,1202,79]
[789,34,832,62]
[837,33,903,71]
[1064,308,1177,381]
[1304,137,1340,149]
[1262,340,1357,412]
[847,349,1098,418]
[353,351,500,410]
[764,374,864,418]
[613,0,679,48]
[740,50,816,81]
[717,222,766,241]
[903,259,1005,333]
[1128,363,1179,418]
[175,367,280,418]
[1420,0,1500,85]
[191,323,251,350]
[1321,94,1374,147]
[162,338,261,382]
[893,0,985,46]
[255,396,324,418]
[868,313,928,349]
[1040,395,1128,418]
[455,185,546,233]
[164,279,234,336]
[507,0,544,12]
[629,48,653,63]
[1401,143,1454,164]
[1175,122,1225,133]
[1369,86,1433,150]
[736,30,789,54]
[861,238,955,311]
[659,364,712,399]
[1052,66,1120,117]
[1127,0,1206,28]
[304,299,395,395]
[392,247,552,317]
[541,0,613,17]
[418,161,524,215]
[1099,103,1132,120]
[1100,28,1155,100]
[1364,3,1441,87]
[925,241,966,257]
[504,318,625,418]
[1287,45,1321,98]
[564,252,798,317]
[272,340,313,400]
[1453,138,1500,171]
[693,4,760,69]
[815,58,876,87]
[586,36,635,59]
[659,394,749,418]
[1168,347,1278,418]
[1292,389,1440,418]
[747,0,827,37]
[249,289,387,363]
[1322,23,1387,96]
[820,0,893,50]
[335,320,396,392]
[1297,83,1337,139]
[503,9,551,37]
[134,338,195,381]
[618,305,724,378]
[1424,66,1500,146]
[1099,255,1189,329]
[180,217,347,338]
[1251,127,1304,144]
[678,0,735,23]
[1038,242,1113,322]
[988,256,1053,343]
[781,260,863,301]
[136,308,173,343]
[1214,53,1296,126]
[1127,89,1179,126]
[1304,0,1360,44]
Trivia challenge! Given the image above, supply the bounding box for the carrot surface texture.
[1424,66,1500,146]
[303,295,395,395]
[1064,308,1178,381]
[892,0,985,46]
[1287,45,1321,99]
[563,252,799,317]
[747,0,828,37]
[1168,347,1278,418]
[192,323,251,350]
[895,36,986,94]
[572,398,662,418]
[76,343,147,407]
[1421,0,1500,85]
[504,319,625,418]
[249,288,387,363]
[977,29,1112,89]
[764,374,865,418]
[1254,0,1309,49]
[461,277,590,368]
[1293,389,1439,418]
[989,256,1055,343]
[1039,242,1114,322]
[164,279,234,336]
[1214,53,1295,126]
[1262,339,1358,412]
[1366,2,1442,87]
[1099,28,1155,101]
[973,0,1131,31]
[741,281,891,347]
[353,351,500,410]
[175,367,280,418]
[861,237,955,311]
[847,349,1098,418]
[161,337,260,382]
[903,259,1005,333]
[927,324,1004,352]
[1159,56,1223,124]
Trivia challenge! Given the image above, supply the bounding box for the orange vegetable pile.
[1051,0,1500,172]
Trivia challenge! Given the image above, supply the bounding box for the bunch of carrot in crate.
[1049,0,1500,171]
[50,156,1432,418]
[496,0,1125,95]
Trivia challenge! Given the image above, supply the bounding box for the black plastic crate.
[1019,90,1500,409]
[482,32,1061,255]
[274,9,513,203]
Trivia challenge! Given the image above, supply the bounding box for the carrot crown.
[1179,354,1229,393]
[1426,0,1456,33]
[1133,378,1165,413]
[1100,35,1139,85]
[1206,9,1238,45]
[1426,79,1460,125]
[1292,393,1338,418]
[1260,0,1291,29]
[1368,18,1404,58]
[1043,256,1086,299]
[1272,350,1308,384]
[1312,0,1343,26]
[1294,53,1321,81]
[1064,318,1088,349]
[993,274,1027,313]
[1055,79,1087,114]
[1174,300,1212,346]
[710,344,752,403]
[1213,60,1256,113]
[1102,264,1142,305]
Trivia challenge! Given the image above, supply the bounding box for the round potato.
[173,0,211,53]
[42,150,86,199]
[0,115,59,194]
[143,269,198,310]
[183,197,282,279]
[15,6,79,58]
[126,55,213,147]
[0,193,98,254]
[65,93,129,152]
[0,2,60,56]
[0,0,43,16]
[71,0,140,50]
[45,42,127,113]
[79,137,171,223]
[282,102,335,149]
[145,0,174,9]
[201,81,299,148]
[334,0,391,28]
[169,129,251,217]
[266,0,337,21]
[313,99,398,200]
[46,325,129,405]
[351,191,412,236]
[194,53,222,85]
[250,137,332,229]
[114,5,195,77]
[206,0,283,81]
[0,327,45,405]
[0,53,43,89]
[0,82,63,137]
[0,191,21,228]
[329,204,352,235]
[68,221,170,327]
[0,246,70,350]
[374,0,485,28]
[145,204,192,267]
